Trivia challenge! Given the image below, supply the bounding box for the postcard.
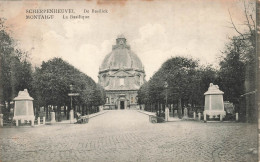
[0,0,258,161]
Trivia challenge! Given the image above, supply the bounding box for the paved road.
[0,110,258,162]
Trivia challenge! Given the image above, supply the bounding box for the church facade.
[98,35,146,109]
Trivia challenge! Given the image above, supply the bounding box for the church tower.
[98,35,146,109]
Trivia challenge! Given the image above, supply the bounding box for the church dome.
[100,35,144,72]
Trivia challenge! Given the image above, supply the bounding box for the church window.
[120,78,124,86]
[102,75,106,86]
[111,98,114,104]
[131,97,134,104]
[136,74,141,85]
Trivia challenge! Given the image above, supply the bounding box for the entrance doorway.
[120,101,125,109]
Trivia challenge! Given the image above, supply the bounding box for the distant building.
[98,35,146,109]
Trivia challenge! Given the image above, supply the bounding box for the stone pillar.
[236,113,239,121]
[174,110,178,117]
[165,107,169,121]
[193,112,196,119]
[70,110,74,124]
[203,111,206,122]
[38,117,40,125]
[31,119,34,126]
[220,114,223,121]
[198,113,201,121]
[99,106,103,112]
[16,120,19,126]
[178,98,182,117]
[50,112,55,124]
[43,117,46,125]
[0,114,3,127]
[183,108,188,118]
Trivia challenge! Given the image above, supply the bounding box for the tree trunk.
[178,98,182,118]
[73,105,76,117]
[58,105,61,122]
[45,105,48,120]
[63,105,66,118]
[81,105,83,115]
[83,105,86,115]
[157,101,160,115]
[67,104,71,120]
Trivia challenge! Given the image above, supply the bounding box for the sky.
[0,0,251,82]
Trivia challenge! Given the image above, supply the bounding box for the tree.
[0,18,33,120]
[138,56,213,117]
[32,57,105,119]
[218,43,245,103]
[221,1,257,122]
[0,18,14,106]
[189,65,218,107]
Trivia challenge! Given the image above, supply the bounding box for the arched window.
[135,74,141,85]
[140,75,143,85]
[131,97,134,104]
[111,98,114,104]
[106,97,110,104]
[102,74,106,86]
[120,78,124,86]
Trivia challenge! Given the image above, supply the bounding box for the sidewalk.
[168,117,181,122]
[137,110,156,116]
[45,110,109,125]
[137,110,182,122]
[89,110,109,118]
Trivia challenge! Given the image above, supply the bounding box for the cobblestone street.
[0,110,258,162]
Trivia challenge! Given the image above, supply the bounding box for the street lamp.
[69,84,73,112]
[68,85,79,120]
[164,81,168,107]
[164,81,169,121]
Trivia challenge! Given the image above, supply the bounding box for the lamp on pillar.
[164,81,169,121]
[68,84,79,119]
[164,81,168,108]
[69,84,73,108]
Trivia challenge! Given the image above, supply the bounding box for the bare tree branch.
[250,14,256,31]
[243,1,253,35]
[228,9,245,39]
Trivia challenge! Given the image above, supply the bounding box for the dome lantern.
[116,34,126,46]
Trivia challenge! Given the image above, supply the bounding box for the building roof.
[104,81,140,91]
[99,36,144,72]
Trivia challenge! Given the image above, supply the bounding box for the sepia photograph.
[0,0,259,161]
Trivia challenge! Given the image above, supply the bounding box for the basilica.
[98,35,146,109]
